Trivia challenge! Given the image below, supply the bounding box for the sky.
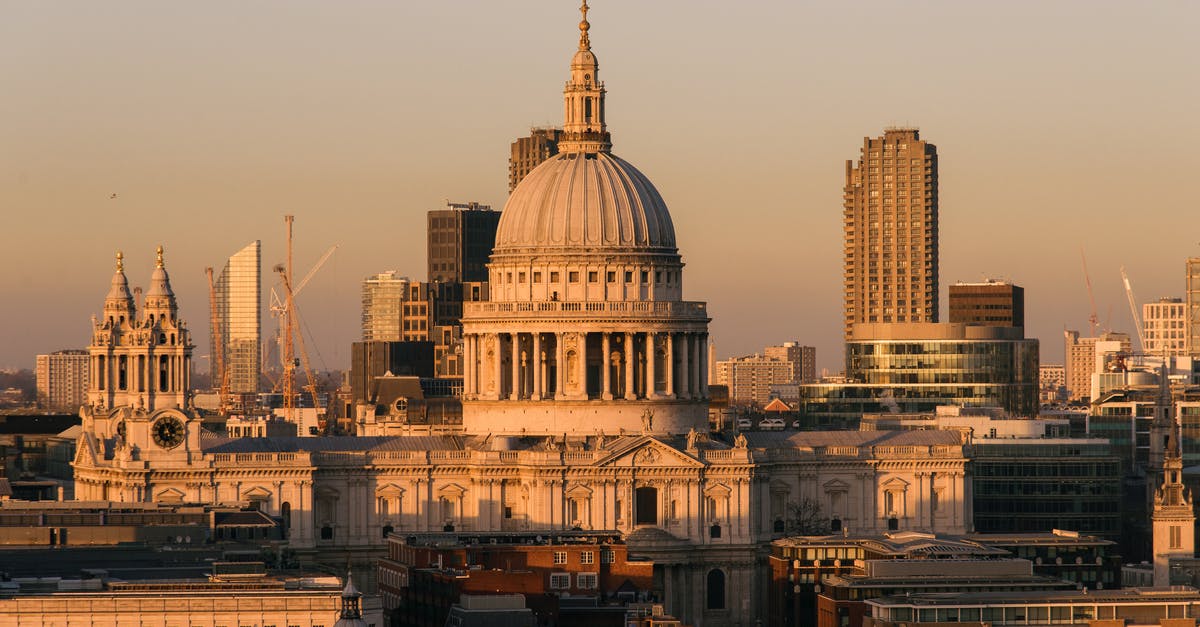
[2,1,1198,374]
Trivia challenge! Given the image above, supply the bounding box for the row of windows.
[552,550,597,565]
[502,269,677,286]
[549,572,598,590]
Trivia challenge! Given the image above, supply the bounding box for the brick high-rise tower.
[843,128,939,339]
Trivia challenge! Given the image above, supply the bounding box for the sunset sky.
[2,0,1197,373]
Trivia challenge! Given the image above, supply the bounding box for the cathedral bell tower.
[559,0,611,154]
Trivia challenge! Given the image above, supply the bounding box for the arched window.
[635,487,658,525]
[706,569,726,610]
[710,524,721,539]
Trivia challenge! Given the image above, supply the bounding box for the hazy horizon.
[3,0,1198,374]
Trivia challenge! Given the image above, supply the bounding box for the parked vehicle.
[736,418,752,430]
[759,418,786,430]
[791,419,801,429]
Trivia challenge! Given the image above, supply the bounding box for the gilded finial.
[115,251,124,272]
[579,0,590,50]
[156,245,164,268]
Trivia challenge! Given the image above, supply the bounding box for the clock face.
[152,416,185,449]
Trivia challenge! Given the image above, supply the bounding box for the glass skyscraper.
[212,241,261,394]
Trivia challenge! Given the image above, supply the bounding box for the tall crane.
[1121,266,1146,354]
[276,262,322,424]
[267,243,338,373]
[1081,248,1100,336]
[205,267,230,412]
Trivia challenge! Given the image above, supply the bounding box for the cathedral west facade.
[72,6,971,625]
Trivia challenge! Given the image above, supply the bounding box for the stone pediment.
[596,437,703,469]
[437,483,467,498]
[823,478,851,493]
[242,486,272,501]
[73,434,97,467]
[376,483,405,498]
[881,477,910,491]
[155,487,185,503]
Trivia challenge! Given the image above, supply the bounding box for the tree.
[785,496,831,535]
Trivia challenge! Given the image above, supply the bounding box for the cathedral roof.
[201,434,467,453]
[493,152,677,255]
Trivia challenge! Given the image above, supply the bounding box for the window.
[569,271,580,282]
[554,551,568,565]
[518,272,526,282]
[706,569,726,610]
[533,272,542,282]
[549,573,570,589]
[580,551,594,564]
[577,573,598,589]
[607,271,616,282]
[640,270,648,283]
[550,271,560,282]
[588,271,598,282]
[624,271,633,282]
[601,549,615,564]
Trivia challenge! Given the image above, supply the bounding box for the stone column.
[510,333,521,400]
[624,332,636,400]
[690,334,701,401]
[665,333,675,398]
[556,333,566,400]
[679,333,691,400]
[601,332,613,400]
[532,333,543,400]
[492,333,503,401]
[646,332,657,398]
[699,334,710,397]
[462,335,472,396]
[577,332,589,399]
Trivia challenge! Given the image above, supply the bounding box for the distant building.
[35,350,88,411]
[361,271,410,342]
[509,127,563,192]
[427,200,500,285]
[948,280,1024,328]
[763,342,817,383]
[843,128,939,340]
[211,240,261,395]
[349,340,435,404]
[861,588,1200,627]
[1063,330,1131,403]
[1039,364,1066,404]
[1188,258,1200,357]
[1144,296,1187,357]
[715,353,795,406]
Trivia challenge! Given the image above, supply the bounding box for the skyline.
[3,1,1199,372]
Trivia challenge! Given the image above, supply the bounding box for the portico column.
[493,333,503,401]
[699,334,710,397]
[532,333,543,400]
[646,332,657,398]
[510,333,521,401]
[601,333,613,400]
[624,332,636,400]
[556,332,566,400]
[665,333,675,398]
[679,333,691,400]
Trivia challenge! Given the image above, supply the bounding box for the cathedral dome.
[493,151,676,255]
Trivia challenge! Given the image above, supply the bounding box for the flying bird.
[109,193,118,199]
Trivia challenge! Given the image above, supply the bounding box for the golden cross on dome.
[116,251,124,272]
[156,245,164,268]
[579,0,591,50]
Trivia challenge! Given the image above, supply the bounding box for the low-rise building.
[861,588,1200,627]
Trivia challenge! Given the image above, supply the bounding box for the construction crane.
[267,243,338,373]
[1080,248,1100,336]
[275,215,324,428]
[276,262,323,425]
[1121,266,1146,353]
[205,267,230,412]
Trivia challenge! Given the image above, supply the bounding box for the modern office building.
[835,323,1039,417]
[211,240,261,394]
[427,201,500,285]
[860,588,1200,627]
[509,127,563,192]
[35,349,89,411]
[949,280,1024,328]
[348,340,436,404]
[1145,296,1187,357]
[361,271,409,342]
[843,128,939,339]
